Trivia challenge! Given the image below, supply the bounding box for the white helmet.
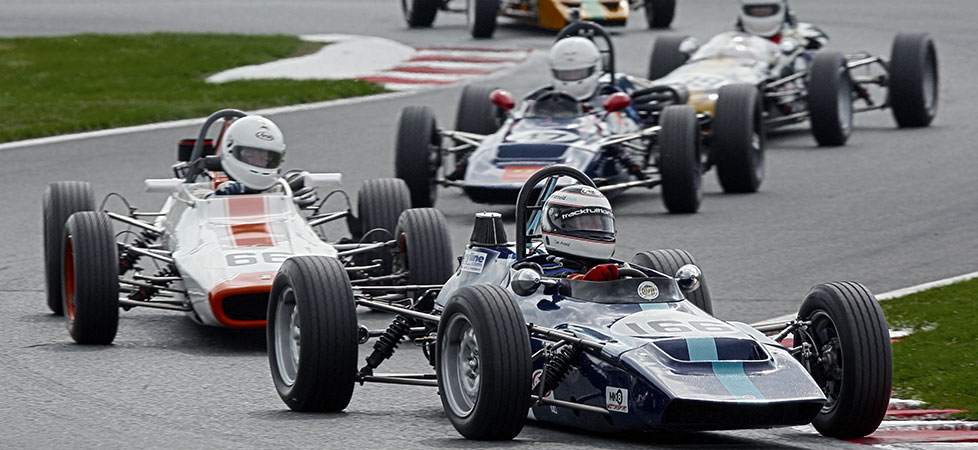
[220,115,286,191]
[739,0,787,38]
[541,185,616,261]
[548,37,603,101]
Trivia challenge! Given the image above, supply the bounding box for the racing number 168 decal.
[226,251,290,267]
[624,320,734,335]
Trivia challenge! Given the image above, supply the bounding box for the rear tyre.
[355,178,412,273]
[437,285,531,440]
[62,212,119,344]
[395,106,442,208]
[647,34,690,80]
[796,282,891,439]
[43,181,95,315]
[631,249,712,315]
[395,208,454,286]
[468,0,499,39]
[644,0,676,29]
[713,83,764,193]
[402,0,439,27]
[808,51,854,146]
[267,256,358,412]
[658,105,702,214]
[889,33,939,128]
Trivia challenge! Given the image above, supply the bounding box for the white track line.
[750,271,978,328]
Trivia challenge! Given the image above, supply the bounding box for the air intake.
[469,212,507,247]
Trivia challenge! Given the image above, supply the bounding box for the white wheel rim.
[274,287,300,386]
[441,314,480,417]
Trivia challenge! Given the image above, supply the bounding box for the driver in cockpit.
[524,184,623,282]
[736,0,826,50]
[211,115,286,195]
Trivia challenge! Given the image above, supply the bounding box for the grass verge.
[881,276,978,420]
[0,33,386,143]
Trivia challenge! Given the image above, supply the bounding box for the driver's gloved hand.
[212,181,245,196]
[571,263,620,282]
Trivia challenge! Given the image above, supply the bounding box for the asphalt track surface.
[2,1,977,448]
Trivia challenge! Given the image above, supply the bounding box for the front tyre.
[468,0,499,39]
[62,212,119,344]
[808,51,854,146]
[395,106,442,208]
[644,0,676,29]
[647,34,692,81]
[437,285,531,440]
[658,105,702,214]
[713,83,765,193]
[631,249,712,315]
[267,256,358,412]
[889,32,939,128]
[43,181,95,315]
[402,0,439,27]
[796,282,891,439]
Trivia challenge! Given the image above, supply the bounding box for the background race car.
[401,0,676,38]
[43,109,455,345]
[647,25,938,146]
[267,165,893,442]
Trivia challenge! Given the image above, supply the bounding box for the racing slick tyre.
[455,85,505,137]
[62,212,119,344]
[644,0,676,29]
[808,51,854,146]
[355,178,412,273]
[631,249,712,315]
[267,256,358,412]
[889,33,939,128]
[468,0,499,39]
[712,83,765,193]
[402,0,439,27]
[658,105,702,214]
[395,106,442,208]
[647,34,690,80]
[437,285,531,440]
[395,208,454,286]
[43,181,95,315]
[795,282,891,439]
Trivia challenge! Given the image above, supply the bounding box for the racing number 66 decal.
[226,251,291,267]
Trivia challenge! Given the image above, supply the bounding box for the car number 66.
[226,251,291,267]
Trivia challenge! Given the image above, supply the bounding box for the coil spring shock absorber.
[128,264,178,302]
[118,230,159,275]
[541,345,581,394]
[359,315,412,377]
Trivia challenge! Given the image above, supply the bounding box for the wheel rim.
[63,235,76,323]
[837,71,854,137]
[442,314,481,417]
[274,287,301,387]
[801,310,844,413]
[922,47,938,115]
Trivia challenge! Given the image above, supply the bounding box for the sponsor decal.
[255,126,275,141]
[579,186,600,196]
[500,165,544,182]
[606,387,628,413]
[559,207,611,221]
[637,281,659,300]
[460,250,487,273]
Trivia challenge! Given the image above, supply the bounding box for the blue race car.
[393,23,764,215]
[266,165,892,441]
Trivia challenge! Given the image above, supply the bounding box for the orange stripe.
[226,196,274,247]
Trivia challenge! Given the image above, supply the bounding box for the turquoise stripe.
[712,362,765,400]
[640,303,668,310]
[685,337,765,400]
[685,337,718,360]
[580,0,605,20]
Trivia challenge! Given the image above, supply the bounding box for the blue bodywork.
[435,245,827,432]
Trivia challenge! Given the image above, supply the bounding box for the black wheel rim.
[799,310,844,413]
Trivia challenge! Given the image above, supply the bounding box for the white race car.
[42,109,455,345]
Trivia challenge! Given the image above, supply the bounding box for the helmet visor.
[232,146,282,169]
[552,66,596,82]
[547,205,615,241]
[743,4,780,17]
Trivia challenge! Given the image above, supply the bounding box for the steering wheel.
[514,165,597,260]
[184,109,248,183]
[554,21,616,83]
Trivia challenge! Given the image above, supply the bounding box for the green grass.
[0,33,386,143]
[881,277,978,420]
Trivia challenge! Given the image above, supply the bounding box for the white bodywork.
[147,178,339,327]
